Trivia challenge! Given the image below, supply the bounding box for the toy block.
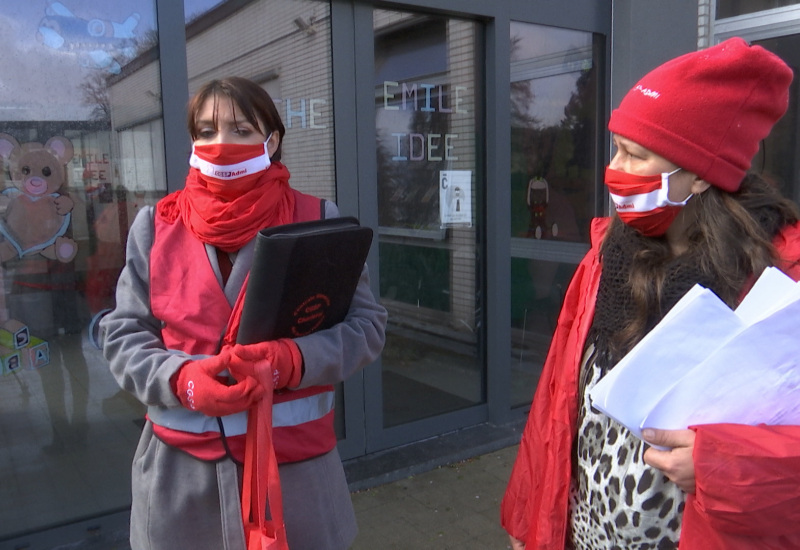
[0,319,29,349]
[23,337,50,370]
[0,345,22,375]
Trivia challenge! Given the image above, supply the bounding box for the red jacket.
[501,218,800,549]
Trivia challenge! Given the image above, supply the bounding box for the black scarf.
[588,223,721,374]
[590,194,790,375]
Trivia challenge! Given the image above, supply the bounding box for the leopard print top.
[568,346,685,549]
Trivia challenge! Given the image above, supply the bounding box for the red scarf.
[156,161,295,252]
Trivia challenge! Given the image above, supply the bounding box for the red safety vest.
[148,189,337,463]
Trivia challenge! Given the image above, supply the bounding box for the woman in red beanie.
[501,37,800,549]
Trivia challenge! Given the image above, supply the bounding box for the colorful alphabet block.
[23,337,50,370]
[0,319,29,349]
[0,345,22,375]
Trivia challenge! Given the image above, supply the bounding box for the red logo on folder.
[291,294,331,336]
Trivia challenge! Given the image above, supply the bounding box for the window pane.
[375,10,485,427]
[754,34,800,207]
[716,0,800,18]
[509,22,603,407]
[0,1,163,538]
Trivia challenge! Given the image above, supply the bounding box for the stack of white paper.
[589,266,800,444]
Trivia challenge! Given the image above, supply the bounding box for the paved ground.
[350,444,519,549]
[18,443,521,550]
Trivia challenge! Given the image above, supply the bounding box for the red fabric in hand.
[228,339,303,390]
[174,350,265,416]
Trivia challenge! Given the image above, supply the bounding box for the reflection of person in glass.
[502,38,800,549]
[526,177,554,239]
[101,77,387,550]
[522,175,581,242]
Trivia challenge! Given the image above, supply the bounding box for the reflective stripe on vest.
[147,389,334,435]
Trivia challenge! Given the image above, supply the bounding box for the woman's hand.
[227,339,303,389]
[509,534,525,550]
[172,351,265,416]
[642,428,696,494]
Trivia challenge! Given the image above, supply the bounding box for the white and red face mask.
[604,166,690,236]
[189,136,273,201]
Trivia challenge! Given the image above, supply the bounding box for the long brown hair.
[599,172,799,364]
[187,77,286,160]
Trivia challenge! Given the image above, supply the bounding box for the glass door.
[372,9,486,435]
[508,23,604,407]
[0,0,164,540]
[751,35,800,206]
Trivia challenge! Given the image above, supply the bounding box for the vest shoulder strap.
[291,189,325,222]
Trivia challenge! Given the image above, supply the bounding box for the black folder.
[237,217,374,345]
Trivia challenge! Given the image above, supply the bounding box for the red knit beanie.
[608,37,793,192]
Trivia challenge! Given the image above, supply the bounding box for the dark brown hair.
[187,76,286,160]
[603,172,799,358]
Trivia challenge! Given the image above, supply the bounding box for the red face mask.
[189,138,272,201]
[604,166,690,236]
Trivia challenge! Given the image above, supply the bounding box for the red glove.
[228,338,303,390]
[173,350,265,416]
